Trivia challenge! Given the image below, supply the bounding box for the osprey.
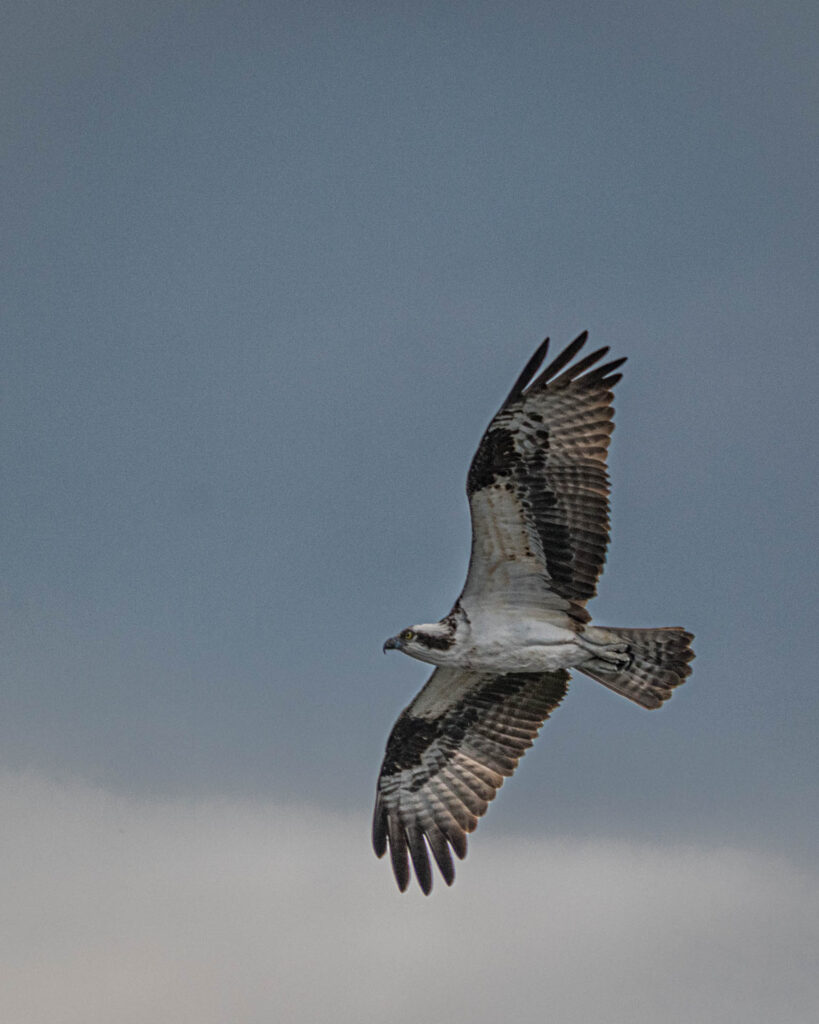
[374,332,694,894]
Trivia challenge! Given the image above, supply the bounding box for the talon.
[600,643,631,668]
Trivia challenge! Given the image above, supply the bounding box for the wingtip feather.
[502,337,550,407]
[371,797,387,857]
[387,816,411,891]
[406,826,434,895]
[426,826,456,887]
[533,330,589,385]
[590,356,627,382]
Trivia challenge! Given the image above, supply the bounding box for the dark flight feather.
[373,668,569,893]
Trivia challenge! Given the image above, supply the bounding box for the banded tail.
[580,627,695,709]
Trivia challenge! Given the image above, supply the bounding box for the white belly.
[459,616,589,673]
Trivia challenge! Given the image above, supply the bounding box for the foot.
[598,642,631,669]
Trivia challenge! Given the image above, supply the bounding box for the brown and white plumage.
[373,667,568,893]
[375,332,694,893]
[461,331,623,623]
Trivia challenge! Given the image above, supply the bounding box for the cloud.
[1,772,817,1024]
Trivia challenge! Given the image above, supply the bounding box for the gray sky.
[3,1,818,1019]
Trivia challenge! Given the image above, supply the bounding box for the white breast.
[456,607,585,672]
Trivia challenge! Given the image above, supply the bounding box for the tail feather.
[580,627,695,709]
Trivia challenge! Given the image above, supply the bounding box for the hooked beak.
[382,636,402,653]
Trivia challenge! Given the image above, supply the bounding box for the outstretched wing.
[461,333,625,624]
[372,666,569,894]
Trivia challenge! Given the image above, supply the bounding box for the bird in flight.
[373,332,694,894]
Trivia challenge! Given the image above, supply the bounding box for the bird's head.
[382,622,456,663]
[382,627,420,655]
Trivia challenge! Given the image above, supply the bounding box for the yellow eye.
[400,629,415,642]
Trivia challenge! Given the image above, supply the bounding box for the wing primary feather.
[552,345,610,383]
[387,815,410,892]
[532,330,588,386]
[425,825,456,886]
[501,337,550,407]
[405,824,433,895]
[450,831,468,860]
[584,356,627,384]
[372,795,387,857]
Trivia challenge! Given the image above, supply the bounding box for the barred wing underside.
[461,334,625,622]
[372,667,569,893]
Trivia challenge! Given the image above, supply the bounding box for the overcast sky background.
[3,2,818,1020]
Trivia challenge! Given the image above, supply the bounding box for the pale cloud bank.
[1,772,816,1024]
